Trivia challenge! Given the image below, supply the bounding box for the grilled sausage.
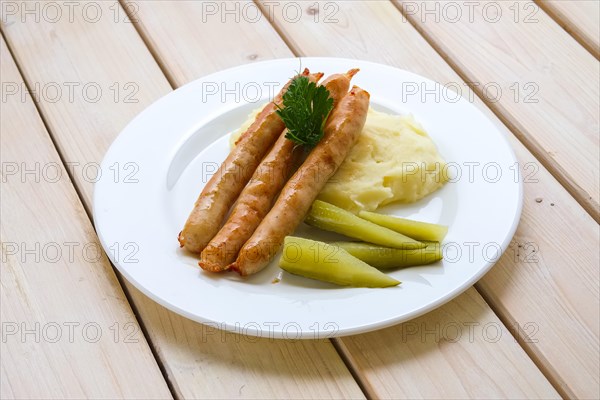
[199,69,359,271]
[230,86,370,275]
[178,69,323,253]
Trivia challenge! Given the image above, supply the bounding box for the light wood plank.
[0,3,363,399]
[132,0,292,85]
[133,1,558,398]
[264,1,599,398]
[538,0,600,59]
[396,0,599,221]
[0,35,171,400]
[126,284,363,399]
[336,289,556,399]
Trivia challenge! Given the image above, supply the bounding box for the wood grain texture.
[135,1,559,397]
[2,2,170,209]
[0,3,363,399]
[396,0,600,222]
[132,0,293,85]
[0,35,171,400]
[125,285,363,399]
[263,1,599,398]
[537,0,600,58]
[335,289,556,399]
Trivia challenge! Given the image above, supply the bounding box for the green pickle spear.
[358,210,448,242]
[305,200,426,249]
[280,237,400,288]
[334,242,442,269]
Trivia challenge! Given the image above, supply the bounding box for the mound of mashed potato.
[230,107,447,212]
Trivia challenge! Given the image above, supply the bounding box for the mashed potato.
[230,107,447,212]
[229,107,262,148]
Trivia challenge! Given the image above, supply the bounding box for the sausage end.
[228,262,245,276]
[346,68,360,79]
[199,259,230,272]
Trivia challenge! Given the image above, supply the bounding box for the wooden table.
[1,1,598,398]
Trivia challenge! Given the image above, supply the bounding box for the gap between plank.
[390,1,599,223]
[253,2,374,397]
[0,29,88,221]
[473,282,572,399]
[71,1,592,397]
[331,338,376,400]
[0,25,180,400]
[388,2,583,398]
[118,0,177,89]
[254,0,304,57]
[535,0,600,60]
[47,0,367,398]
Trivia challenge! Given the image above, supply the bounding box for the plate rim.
[93,56,524,338]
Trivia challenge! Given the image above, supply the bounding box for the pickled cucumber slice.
[358,211,448,242]
[334,242,442,269]
[280,237,400,288]
[305,200,425,249]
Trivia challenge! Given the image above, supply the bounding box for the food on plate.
[178,68,324,253]
[198,130,302,271]
[358,210,448,242]
[334,241,442,269]
[199,70,359,272]
[180,66,449,287]
[229,108,260,148]
[305,200,425,249]
[318,109,448,212]
[279,237,400,287]
[230,109,447,214]
[230,86,371,276]
[276,70,351,148]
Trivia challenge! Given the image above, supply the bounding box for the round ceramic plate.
[94,58,522,339]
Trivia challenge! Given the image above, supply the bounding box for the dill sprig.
[276,75,334,149]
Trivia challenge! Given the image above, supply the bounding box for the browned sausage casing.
[199,69,359,271]
[178,69,323,253]
[230,86,370,275]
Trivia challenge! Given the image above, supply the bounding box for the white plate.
[94,58,522,339]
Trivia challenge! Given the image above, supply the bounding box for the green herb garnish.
[276,75,334,149]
